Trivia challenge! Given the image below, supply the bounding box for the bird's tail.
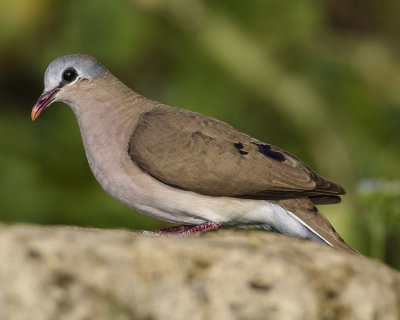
[271,198,359,254]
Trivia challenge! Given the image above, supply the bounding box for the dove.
[32,54,357,253]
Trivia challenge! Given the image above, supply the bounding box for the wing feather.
[129,106,345,200]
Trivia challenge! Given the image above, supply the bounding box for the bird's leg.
[152,225,194,234]
[140,222,221,236]
[179,222,221,236]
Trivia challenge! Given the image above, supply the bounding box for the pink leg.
[179,222,221,236]
[152,225,194,235]
[141,222,221,236]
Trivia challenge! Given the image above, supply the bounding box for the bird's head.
[31,54,106,120]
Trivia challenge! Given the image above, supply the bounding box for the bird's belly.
[87,151,276,225]
[85,144,318,241]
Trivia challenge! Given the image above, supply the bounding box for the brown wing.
[129,106,345,200]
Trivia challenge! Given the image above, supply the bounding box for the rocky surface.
[0,223,399,320]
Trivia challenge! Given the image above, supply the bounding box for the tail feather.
[271,198,358,254]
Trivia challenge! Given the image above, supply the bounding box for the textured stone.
[0,224,399,320]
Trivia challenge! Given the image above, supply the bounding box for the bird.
[31,54,357,253]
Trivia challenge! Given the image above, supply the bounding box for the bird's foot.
[139,222,221,237]
[153,225,194,235]
[179,222,221,236]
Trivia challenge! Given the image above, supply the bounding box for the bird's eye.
[62,68,78,83]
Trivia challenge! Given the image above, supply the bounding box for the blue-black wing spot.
[253,143,285,162]
[233,142,249,155]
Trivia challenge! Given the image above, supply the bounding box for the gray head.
[32,54,107,120]
[43,54,106,91]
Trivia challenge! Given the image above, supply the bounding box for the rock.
[0,224,399,320]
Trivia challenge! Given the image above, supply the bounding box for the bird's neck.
[67,74,154,183]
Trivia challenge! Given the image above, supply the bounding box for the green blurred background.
[1,0,400,268]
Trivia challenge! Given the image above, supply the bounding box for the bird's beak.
[31,87,60,121]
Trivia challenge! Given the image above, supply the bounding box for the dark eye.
[62,67,78,82]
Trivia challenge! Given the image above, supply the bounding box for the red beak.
[31,87,59,121]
